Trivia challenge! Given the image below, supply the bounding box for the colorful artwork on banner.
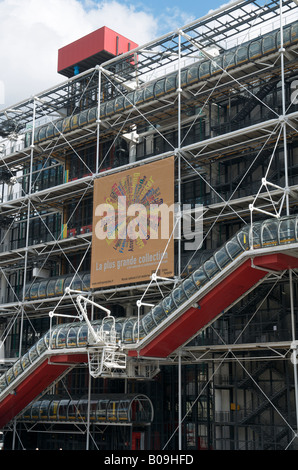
[90,157,174,288]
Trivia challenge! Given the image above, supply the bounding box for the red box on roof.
[58,26,138,77]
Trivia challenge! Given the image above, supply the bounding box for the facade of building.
[0,0,298,451]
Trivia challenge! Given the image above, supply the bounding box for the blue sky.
[0,0,229,107]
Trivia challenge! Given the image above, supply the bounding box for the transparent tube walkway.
[1,214,298,428]
[20,394,154,425]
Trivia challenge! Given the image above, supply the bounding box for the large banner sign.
[90,157,175,289]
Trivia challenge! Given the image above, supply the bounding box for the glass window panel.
[291,23,298,43]
[183,277,198,298]
[39,400,49,420]
[29,345,38,363]
[13,359,22,378]
[49,400,59,420]
[67,328,77,348]
[151,304,167,324]
[223,52,235,68]
[261,220,278,247]
[226,238,242,259]
[115,96,124,113]
[211,56,222,74]
[122,319,135,343]
[165,73,177,92]
[96,400,109,421]
[154,79,165,97]
[31,402,41,420]
[172,286,187,307]
[0,375,7,393]
[133,321,145,342]
[68,400,78,420]
[50,329,58,349]
[142,313,156,334]
[215,247,231,269]
[6,368,15,385]
[21,352,31,370]
[263,35,276,53]
[77,324,88,347]
[47,279,56,297]
[204,258,219,279]
[199,61,210,78]
[82,273,90,291]
[58,400,69,420]
[57,328,67,348]
[192,267,208,288]
[36,337,47,355]
[118,400,129,421]
[237,227,250,250]
[38,280,48,298]
[144,83,154,101]
[279,218,295,244]
[236,46,248,63]
[251,222,262,248]
[162,295,176,316]
[54,278,64,296]
[107,400,118,422]
[124,92,134,109]
[249,41,262,59]
[187,66,199,84]
[30,282,39,299]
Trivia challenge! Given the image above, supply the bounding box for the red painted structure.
[0,354,87,429]
[129,253,298,358]
[58,27,138,77]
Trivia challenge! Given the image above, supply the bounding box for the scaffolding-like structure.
[0,0,298,450]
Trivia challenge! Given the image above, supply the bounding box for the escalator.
[1,214,298,428]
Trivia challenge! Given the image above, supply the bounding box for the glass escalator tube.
[192,266,209,290]
[199,61,210,79]
[56,326,67,349]
[31,401,41,420]
[68,399,79,421]
[248,39,262,60]
[162,294,177,317]
[122,318,137,344]
[261,218,279,247]
[0,373,8,393]
[38,279,48,298]
[151,303,167,325]
[67,327,78,348]
[203,256,220,280]
[29,344,39,364]
[171,285,187,308]
[49,399,59,420]
[225,234,245,261]
[133,319,146,342]
[13,359,23,380]
[50,328,59,349]
[58,399,69,421]
[141,311,157,335]
[39,399,50,421]
[214,245,232,270]
[96,399,109,422]
[279,216,297,245]
[210,55,223,75]
[21,351,31,372]
[236,45,248,65]
[77,323,88,347]
[182,276,199,299]
[36,335,48,355]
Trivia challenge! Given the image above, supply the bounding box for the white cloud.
[0,0,158,107]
